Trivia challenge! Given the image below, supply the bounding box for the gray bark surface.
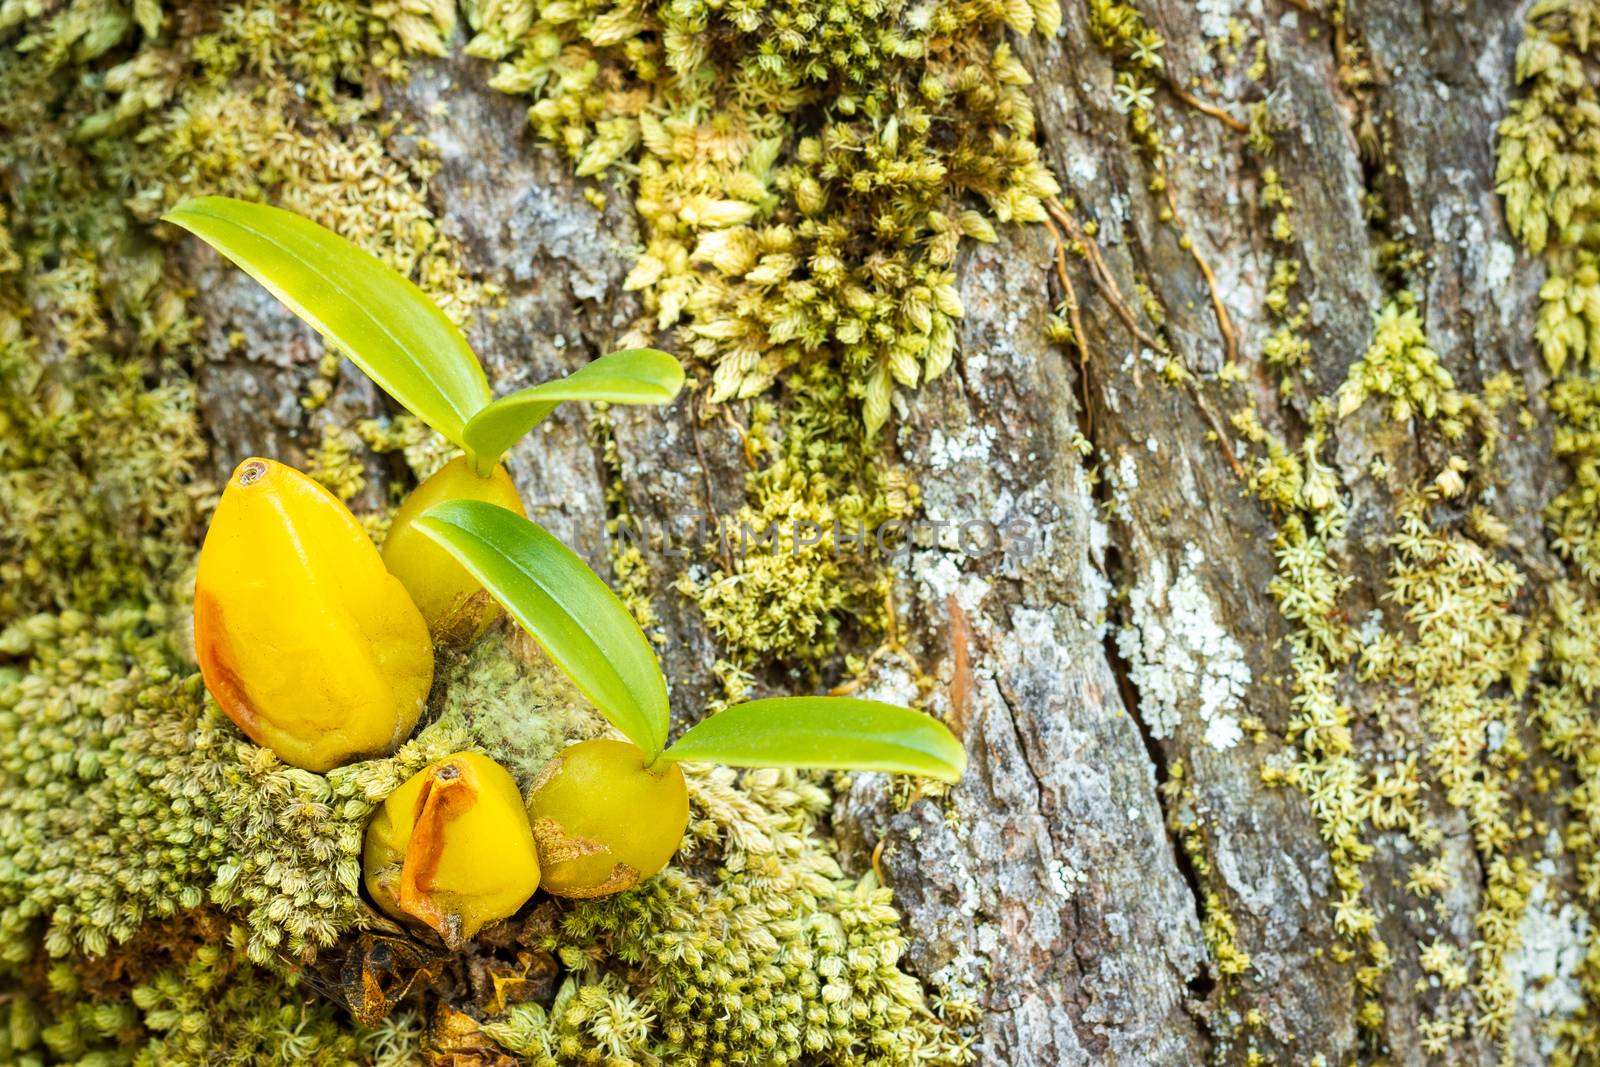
[187,3,1572,1063]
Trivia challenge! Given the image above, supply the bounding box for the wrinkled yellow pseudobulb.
[525,739,689,898]
[382,456,527,641]
[363,752,541,947]
[195,457,434,772]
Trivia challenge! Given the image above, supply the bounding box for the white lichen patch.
[856,658,924,712]
[1485,239,1516,297]
[1116,543,1251,748]
[926,422,998,473]
[914,550,994,618]
[1507,875,1590,1027]
[1049,858,1088,898]
[1197,0,1237,40]
[1204,713,1244,750]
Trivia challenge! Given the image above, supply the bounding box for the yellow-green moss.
[1086,0,1168,162]
[1547,373,1600,579]
[487,768,967,1064]
[1498,8,1600,1055]
[1334,297,1466,433]
[677,365,919,676]
[0,244,205,620]
[467,0,1058,434]
[3,3,979,1061]
[1498,0,1600,375]
[1,937,423,1066]
[1233,261,1561,1052]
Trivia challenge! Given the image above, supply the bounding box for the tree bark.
[181,2,1587,1064]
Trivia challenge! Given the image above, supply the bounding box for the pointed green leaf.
[414,499,669,758]
[663,697,967,782]
[462,349,684,472]
[163,196,492,449]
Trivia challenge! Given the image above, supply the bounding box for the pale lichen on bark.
[5,0,1600,1064]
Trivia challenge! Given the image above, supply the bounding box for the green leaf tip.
[663,697,967,782]
[413,499,670,758]
[162,196,492,449]
[462,348,685,471]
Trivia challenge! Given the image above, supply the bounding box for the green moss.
[1162,760,1252,988]
[677,365,918,676]
[0,242,205,621]
[468,0,1058,434]
[1486,5,1600,1058]
[0,605,466,964]
[1531,582,1600,1060]
[1236,280,1553,1048]
[459,0,1063,693]
[1334,297,1466,433]
[1370,492,1534,1037]
[2,1,981,1059]
[1086,0,1167,161]
[1,935,423,1066]
[1546,372,1600,579]
[1,570,967,1058]
[1497,0,1600,376]
[1256,168,1313,389]
[486,763,966,1064]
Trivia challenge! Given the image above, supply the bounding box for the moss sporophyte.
[175,199,968,946]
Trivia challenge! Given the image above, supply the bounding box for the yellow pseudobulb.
[195,457,434,772]
[382,456,526,641]
[363,752,541,947]
[524,739,689,898]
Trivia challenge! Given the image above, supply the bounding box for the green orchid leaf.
[663,697,967,782]
[414,499,670,758]
[163,196,492,450]
[461,348,684,473]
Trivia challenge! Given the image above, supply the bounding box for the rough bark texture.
[162,2,1583,1064]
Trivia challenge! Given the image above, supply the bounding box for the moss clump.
[1,938,423,1066]
[1497,0,1600,375]
[0,606,614,967]
[0,0,492,977]
[1235,280,1560,1049]
[1334,297,1466,432]
[677,365,918,675]
[1162,760,1251,988]
[0,235,206,621]
[1547,372,1600,580]
[2,0,976,1059]
[0,605,965,1061]
[1253,167,1314,392]
[1539,584,1600,904]
[0,605,471,964]
[5,0,455,135]
[1499,13,1600,1054]
[128,944,396,1066]
[485,765,966,1065]
[465,0,1056,685]
[1236,409,1386,954]
[359,412,457,485]
[1531,582,1600,1061]
[1366,491,1534,1038]
[468,0,1058,433]
[1086,0,1168,160]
